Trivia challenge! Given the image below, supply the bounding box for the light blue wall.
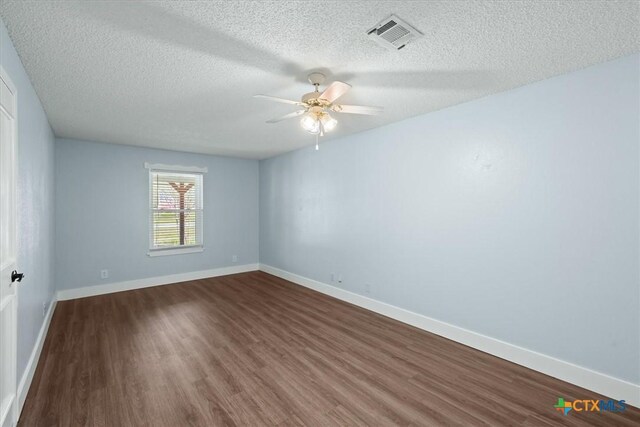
[260,54,640,384]
[1,19,56,383]
[55,139,259,290]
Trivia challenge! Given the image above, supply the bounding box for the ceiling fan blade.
[266,110,306,123]
[254,94,303,106]
[319,81,351,103]
[332,104,384,115]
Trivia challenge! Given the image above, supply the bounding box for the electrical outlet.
[337,274,343,284]
[330,273,335,283]
[100,269,109,279]
[42,302,47,317]
[232,255,238,263]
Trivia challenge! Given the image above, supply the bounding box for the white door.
[0,66,19,427]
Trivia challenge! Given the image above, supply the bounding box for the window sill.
[147,246,204,257]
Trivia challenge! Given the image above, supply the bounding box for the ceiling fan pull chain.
[315,134,319,151]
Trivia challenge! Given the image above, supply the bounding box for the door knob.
[11,270,24,283]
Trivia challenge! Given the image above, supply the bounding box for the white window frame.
[145,163,207,257]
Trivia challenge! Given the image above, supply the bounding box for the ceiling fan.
[254,72,383,146]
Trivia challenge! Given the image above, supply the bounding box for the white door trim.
[0,64,19,427]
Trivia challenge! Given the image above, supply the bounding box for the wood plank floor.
[20,271,639,426]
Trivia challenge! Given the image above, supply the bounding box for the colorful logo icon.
[554,397,626,416]
[554,398,573,415]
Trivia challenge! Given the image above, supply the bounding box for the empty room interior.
[1,1,639,426]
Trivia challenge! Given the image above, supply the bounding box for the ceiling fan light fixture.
[300,113,320,134]
[320,113,337,132]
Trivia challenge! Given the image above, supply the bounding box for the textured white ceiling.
[1,1,638,159]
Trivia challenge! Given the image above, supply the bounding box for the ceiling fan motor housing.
[301,92,332,108]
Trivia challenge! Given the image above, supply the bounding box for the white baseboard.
[57,263,259,301]
[18,298,57,417]
[259,263,640,408]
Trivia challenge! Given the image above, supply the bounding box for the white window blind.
[148,168,204,254]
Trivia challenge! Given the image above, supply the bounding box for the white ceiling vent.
[367,14,423,51]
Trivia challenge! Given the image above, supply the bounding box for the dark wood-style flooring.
[20,271,640,426]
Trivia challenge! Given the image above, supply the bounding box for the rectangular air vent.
[367,14,423,51]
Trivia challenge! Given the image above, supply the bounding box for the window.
[146,163,206,256]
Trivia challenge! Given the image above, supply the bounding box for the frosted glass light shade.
[300,113,320,134]
[321,114,337,131]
